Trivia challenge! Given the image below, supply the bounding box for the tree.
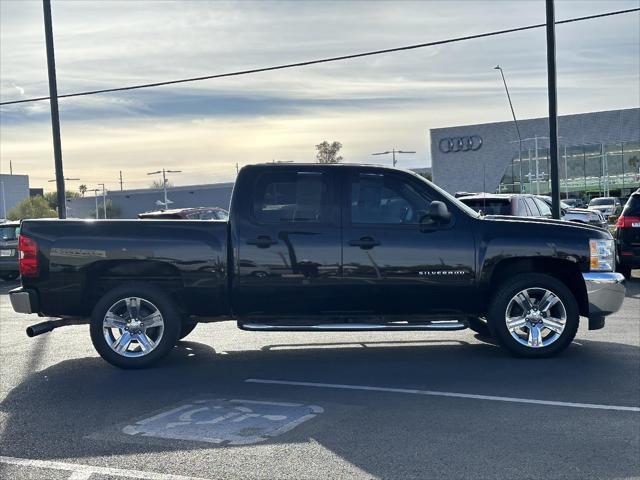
[44,190,81,211]
[89,199,121,219]
[150,179,173,189]
[315,141,343,164]
[79,184,87,197]
[6,196,57,220]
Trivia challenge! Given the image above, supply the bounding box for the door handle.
[348,236,380,250]
[247,235,278,248]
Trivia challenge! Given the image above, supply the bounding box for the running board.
[238,321,467,332]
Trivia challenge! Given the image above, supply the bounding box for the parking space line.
[0,455,211,480]
[245,379,640,412]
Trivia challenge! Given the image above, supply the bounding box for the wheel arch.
[485,257,589,317]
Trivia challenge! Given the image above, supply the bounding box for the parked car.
[614,189,640,279]
[588,197,622,218]
[0,221,20,281]
[536,196,607,229]
[563,198,586,208]
[138,207,229,220]
[10,164,625,368]
[458,193,553,218]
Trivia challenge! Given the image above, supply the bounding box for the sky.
[0,0,639,191]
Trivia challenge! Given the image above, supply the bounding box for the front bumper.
[9,287,39,314]
[582,272,625,318]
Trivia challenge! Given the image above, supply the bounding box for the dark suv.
[614,189,640,279]
[0,221,20,281]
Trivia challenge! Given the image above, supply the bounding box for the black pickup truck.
[10,164,626,368]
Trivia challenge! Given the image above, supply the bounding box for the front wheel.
[90,284,181,369]
[487,273,579,358]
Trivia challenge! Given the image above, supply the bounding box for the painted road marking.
[123,398,323,445]
[0,455,209,480]
[245,379,640,412]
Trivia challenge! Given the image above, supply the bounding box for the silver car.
[537,196,608,229]
[588,197,622,218]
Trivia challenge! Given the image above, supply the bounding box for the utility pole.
[563,145,569,199]
[147,168,181,210]
[371,148,416,167]
[42,0,66,219]
[9,161,12,175]
[88,188,99,219]
[119,171,123,190]
[494,65,524,193]
[98,183,107,219]
[545,0,561,219]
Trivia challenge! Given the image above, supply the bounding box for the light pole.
[98,183,107,219]
[147,168,181,210]
[87,188,100,219]
[47,177,79,216]
[371,149,416,167]
[494,65,523,193]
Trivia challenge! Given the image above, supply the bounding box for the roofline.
[430,106,640,133]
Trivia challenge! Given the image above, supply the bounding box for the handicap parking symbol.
[123,399,323,445]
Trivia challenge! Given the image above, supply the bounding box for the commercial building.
[0,174,30,220]
[67,182,234,219]
[430,108,640,200]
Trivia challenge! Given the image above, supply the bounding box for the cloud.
[0,0,638,189]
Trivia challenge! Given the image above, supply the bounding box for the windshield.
[0,226,18,241]
[589,198,614,206]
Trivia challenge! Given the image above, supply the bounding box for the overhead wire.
[0,7,638,106]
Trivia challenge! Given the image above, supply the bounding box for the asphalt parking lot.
[0,275,638,480]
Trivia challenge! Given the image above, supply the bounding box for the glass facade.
[497,140,640,200]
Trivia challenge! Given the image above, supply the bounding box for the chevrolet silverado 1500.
[10,164,626,368]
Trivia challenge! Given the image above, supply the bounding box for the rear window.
[622,194,640,216]
[253,171,330,223]
[0,225,18,240]
[460,198,511,215]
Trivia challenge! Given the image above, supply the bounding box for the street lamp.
[494,65,524,193]
[371,149,416,167]
[147,168,181,210]
[87,188,100,219]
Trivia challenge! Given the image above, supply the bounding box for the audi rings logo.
[438,135,483,153]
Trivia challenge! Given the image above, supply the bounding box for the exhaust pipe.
[26,317,88,337]
[26,321,57,337]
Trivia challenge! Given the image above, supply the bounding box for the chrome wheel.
[505,288,567,348]
[103,297,164,357]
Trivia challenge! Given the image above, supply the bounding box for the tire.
[617,264,632,280]
[487,273,579,358]
[467,316,491,337]
[179,321,198,340]
[90,283,181,369]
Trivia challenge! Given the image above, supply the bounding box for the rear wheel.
[487,273,579,358]
[90,284,180,369]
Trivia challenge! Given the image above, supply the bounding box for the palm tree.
[79,184,87,197]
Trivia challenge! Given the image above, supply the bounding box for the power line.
[1,7,637,107]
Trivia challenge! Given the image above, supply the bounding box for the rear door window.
[524,197,540,216]
[253,171,330,224]
[533,198,552,217]
[622,194,640,216]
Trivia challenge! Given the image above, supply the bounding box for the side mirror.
[420,200,451,228]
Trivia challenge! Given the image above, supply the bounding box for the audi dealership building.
[430,107,640,200]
